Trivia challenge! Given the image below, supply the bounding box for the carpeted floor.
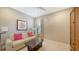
[20,39,70,51]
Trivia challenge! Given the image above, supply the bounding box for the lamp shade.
[1,26,8,32]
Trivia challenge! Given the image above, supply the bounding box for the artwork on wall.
[17,20,28,31]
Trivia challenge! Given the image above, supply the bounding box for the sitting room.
[0,7,78,51]
[0,7,44,51]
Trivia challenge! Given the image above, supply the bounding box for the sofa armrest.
[5,39,14,51]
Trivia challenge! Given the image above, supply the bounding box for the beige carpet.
[38,39,70,51]
[20,39,70,51]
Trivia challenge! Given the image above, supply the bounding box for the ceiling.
[12,7,69,17]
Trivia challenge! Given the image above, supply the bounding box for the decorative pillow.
[27,32,34,37]
[14,33,23,41]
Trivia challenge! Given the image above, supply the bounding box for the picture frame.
[17,20,28,31]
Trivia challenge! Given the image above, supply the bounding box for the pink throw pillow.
[28,32,34,37]
[14,33,23,41]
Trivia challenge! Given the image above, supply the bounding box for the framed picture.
[17,20,28,31]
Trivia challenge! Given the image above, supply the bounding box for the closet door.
[70,9,75,51]
[75,8,79,50]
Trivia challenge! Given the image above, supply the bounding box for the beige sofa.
[5,36,36,51]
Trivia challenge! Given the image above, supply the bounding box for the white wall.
[44,8,72,44]
[0,7,34,37]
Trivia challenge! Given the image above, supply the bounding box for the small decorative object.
[17,20,27,31]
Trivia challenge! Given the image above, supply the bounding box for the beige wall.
[0,7,34,38]
[44,8,72,44]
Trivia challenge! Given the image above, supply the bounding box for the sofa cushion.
[22,32,28,38]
